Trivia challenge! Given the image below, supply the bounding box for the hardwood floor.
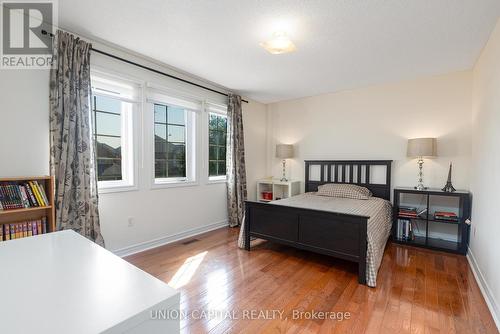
[126,227,498,334]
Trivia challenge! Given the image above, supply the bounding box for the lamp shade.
[407,138,437,158]
[276,144,294,159]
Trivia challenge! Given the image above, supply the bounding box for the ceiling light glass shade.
[260,32,296,54]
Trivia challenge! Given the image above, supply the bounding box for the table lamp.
[276,144,294,182]
[407,138,437,190]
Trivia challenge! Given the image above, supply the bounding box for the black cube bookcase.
[392,187,471,255]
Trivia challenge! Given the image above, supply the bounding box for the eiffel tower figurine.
[442,162,456,192]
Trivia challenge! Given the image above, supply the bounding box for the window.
[91,72,139,191]
[148,87,199,186]
[92,95,124,181]
[154,104,187,179]
[208,113,227,178]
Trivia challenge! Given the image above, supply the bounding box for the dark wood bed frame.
[244,160,392,284]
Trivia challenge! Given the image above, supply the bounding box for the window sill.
[207,176,227,185]
[151,180,199,190]
[98,184,138,194]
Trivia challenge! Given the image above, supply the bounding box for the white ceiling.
[59,0,500,103]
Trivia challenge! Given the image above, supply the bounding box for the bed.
[243,160,392,287]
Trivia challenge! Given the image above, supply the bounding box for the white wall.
[0,37,267,254]
[266,71,473,192]
[0,70,50,176]
[470,19,500,327]
[242,100,268,201]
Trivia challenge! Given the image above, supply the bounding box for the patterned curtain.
[49,30,105,246]
[226,94,247,234]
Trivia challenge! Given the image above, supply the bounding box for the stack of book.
[0,181,49,210]
[434,211,459,222]
[0,217,48,241]
[398,206,417,218]
[398,206,427,219]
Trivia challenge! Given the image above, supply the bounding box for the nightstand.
[393,187,471,255]
[257,179,300,202]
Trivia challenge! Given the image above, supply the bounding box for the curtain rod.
[41,30,248,104]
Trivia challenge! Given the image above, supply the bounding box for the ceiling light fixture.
[260,32,296,55]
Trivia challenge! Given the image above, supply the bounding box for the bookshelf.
[0,176,56,238]
[257,179,301,202]
[392,187,471,255]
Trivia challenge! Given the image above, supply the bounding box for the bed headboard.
[304,160,392,201]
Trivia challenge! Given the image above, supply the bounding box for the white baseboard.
[112,220,229,257]
[467,247,500,331]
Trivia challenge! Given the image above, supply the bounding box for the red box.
[261,192,273,201]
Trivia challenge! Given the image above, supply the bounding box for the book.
[0,186,8,209]
[18,185,30,208]
[24,182,39,207]
[434,211,458,217]
[10,185,21,209]
[434,216,459,222]
[32,181,47,206]
[32,220,37,235]
[434,211,458,221]
[1,184,20,209]
[12,184,24,208]
[15,223,21,239]
[3,185,13,209]
[4,224,10,241]
[22,222,28,238]
[37,182,50,207]
[42,217,47,234]
[10,224,16,239]
[399,210,417,215]
[398,212,418,218]
[398,207,418,215]
[29,181,45,207]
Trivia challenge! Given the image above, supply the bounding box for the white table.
[0,230,180,334]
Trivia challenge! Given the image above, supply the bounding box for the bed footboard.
[245,200,368,284]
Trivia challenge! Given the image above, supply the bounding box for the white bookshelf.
[257,179,300,202]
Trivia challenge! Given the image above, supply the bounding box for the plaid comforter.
[271,193,392,287]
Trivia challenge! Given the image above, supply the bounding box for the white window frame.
[91,71,140,193]
[147,87,200,189]
[206,102,228,184]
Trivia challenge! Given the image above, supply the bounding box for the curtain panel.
[49,30,105,246]
[225,94,248,238]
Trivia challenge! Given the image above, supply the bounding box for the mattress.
[271,193,392,287]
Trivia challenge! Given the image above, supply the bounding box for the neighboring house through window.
[148,87,199,187]
[91,72,139,191]
[208,113,227,178]
[92,95,124,181]
[154,104,187,179]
